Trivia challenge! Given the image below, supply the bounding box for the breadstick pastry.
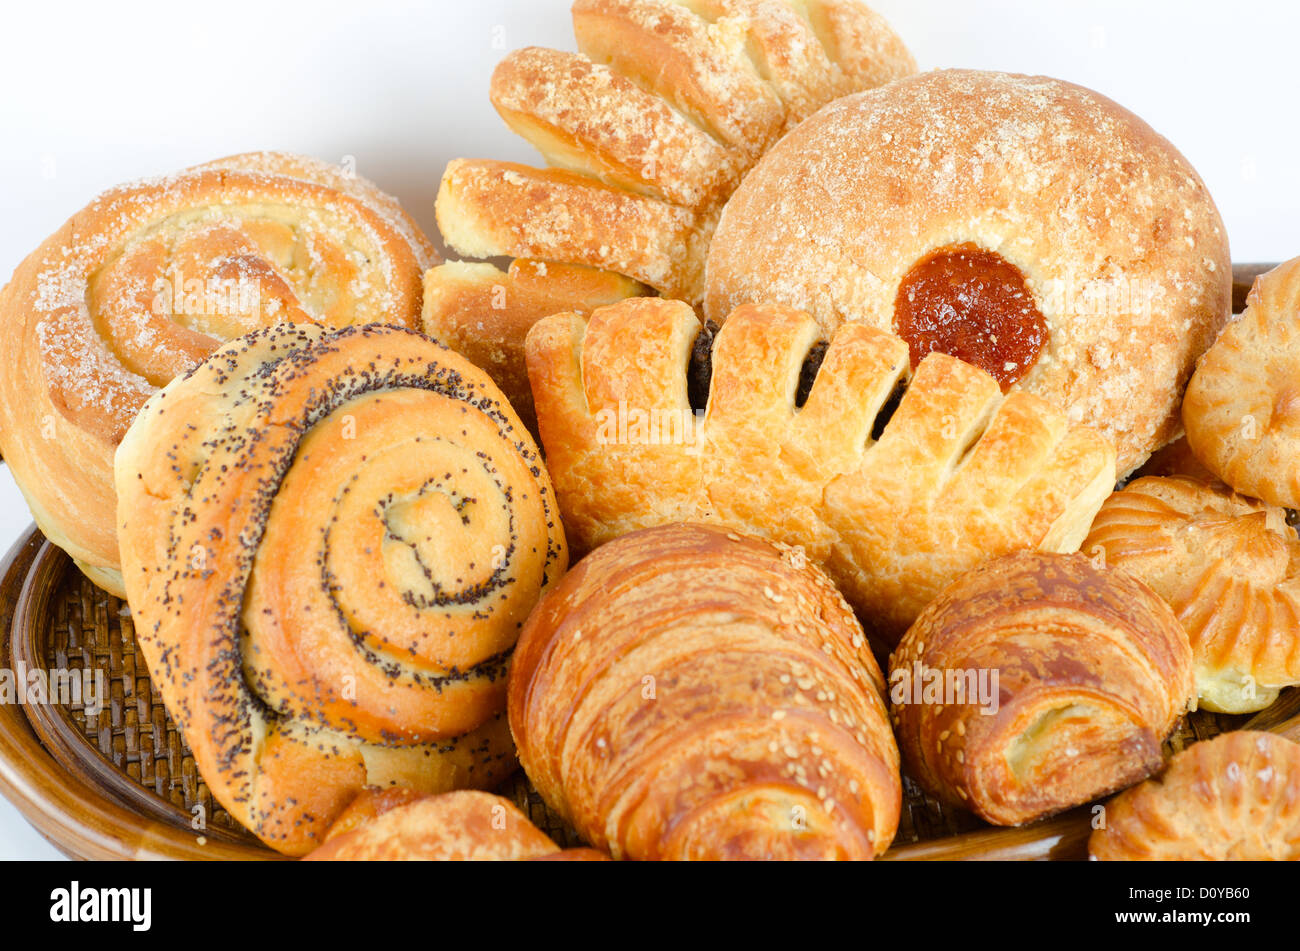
[1090,731,1300,861]
[705,69,1232,474]
[305,789,606,861]
[1184,256,1300,508]
[115,323,566,855]
[1084,476,1300,713]
[428,0,914,402]
[526,297,1116,642]
[510,522,903,861]
[890,551,1194,826]
[0,152,437,597]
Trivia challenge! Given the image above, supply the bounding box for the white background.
[0,0,1296,859]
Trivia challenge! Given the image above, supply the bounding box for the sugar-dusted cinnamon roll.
[1090,731,1300,861]
[1184,256,1300,509]
[1084,476,1300,713]
[526,297,1116,643]
[509,522,902,860]
[0,152,437,597]
[304,789,604,861]
[115,324,566,855]
[890,551,1194,826]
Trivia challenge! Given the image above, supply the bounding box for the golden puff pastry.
[1084,476,1300,713]
[526,297,1117,643]
[1090,731,1300,861]
[1184,256,1300,509]
[305,789,605,861]
[0,151,437,597]
[115,324,566,855]
[890,551,1194,826]
[509,523,901,860]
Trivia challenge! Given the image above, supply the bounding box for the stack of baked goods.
[425,0,916,426]
[1,0,1297,862]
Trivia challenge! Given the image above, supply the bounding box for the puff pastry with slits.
[526,297,1117,642]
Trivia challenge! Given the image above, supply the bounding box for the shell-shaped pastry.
[890,551,1194,826]
[115,324,566,855]
[1084,476,1300,713]
[526,297,1116,643]
[1090,731,1300,861]
[1185,256,1300,509]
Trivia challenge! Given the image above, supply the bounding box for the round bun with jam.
[704,69,1232,474]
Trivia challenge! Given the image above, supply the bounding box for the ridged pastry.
[0,152,437,597]
[526,297,1116,643]
[1084,476,1300,713]
[115,324,566,855]
[1090,731,1300,861]
[1184,256,1300,508]
[304,789,605,861]
[428,0,913,405]
[891,551,1194,826]
[508,523,902,860]
[705,69,1232,474]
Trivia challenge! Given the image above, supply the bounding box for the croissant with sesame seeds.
[1090,731,1300,861]
[508,522,902,860]
[114,323,566,855]
[890,551,1194,827]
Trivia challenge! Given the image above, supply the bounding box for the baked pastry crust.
[428,0,914,406]
[1090,731,1300,861]
[115,324,566,855]
[891,551,1194,826]
[526,297,1116,642]
[304,790,600,861]
[508,523,901,860]
[705,69,1232,474]
[0,152,436,596]
[1184,256,1300,508]
[422,259,645,432]
[1084,475,1300,713]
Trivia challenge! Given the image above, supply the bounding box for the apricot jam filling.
[894,243,1047,390]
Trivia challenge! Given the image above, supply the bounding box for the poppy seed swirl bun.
[115,323,566,855]
[705,69,1231,474]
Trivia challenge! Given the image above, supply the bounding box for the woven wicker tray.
[0,263,1295,860]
